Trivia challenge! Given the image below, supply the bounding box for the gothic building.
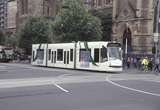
[17,0,59,30]
[7,0,17,33]
[0,0,7,30]
[84,0,112,9]
[112,0,155,54]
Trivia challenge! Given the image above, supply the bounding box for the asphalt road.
[0,63,98,79]
[0,63,160,110]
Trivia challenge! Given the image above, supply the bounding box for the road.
[0,63,160,110]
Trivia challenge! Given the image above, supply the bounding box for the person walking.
[133,57,137,68]
[154,58,160,72]
[127,57,131,69]
[138,57,142,70]
[147,58,152,71]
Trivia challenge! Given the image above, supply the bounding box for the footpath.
[107,68,160,82]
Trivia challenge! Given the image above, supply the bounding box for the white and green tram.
[31,41,123,72]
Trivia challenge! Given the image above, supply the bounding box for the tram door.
[64,51,69,64]
[51,51,56,64]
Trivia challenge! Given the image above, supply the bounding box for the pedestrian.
[141,56,149,72]
[133,57,137,68]
[127,57,131,69]
[154,58,160,72]
[138,57,143,70]
[148,58,153,71]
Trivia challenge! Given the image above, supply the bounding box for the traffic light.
[152,46,156,54]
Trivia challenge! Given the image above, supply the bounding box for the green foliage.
[52,0,102,42]
[90,8,112,41]
[5,34,18,48]
[18,17,51,55]
[0,30,5,45]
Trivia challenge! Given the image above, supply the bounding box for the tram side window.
[51,51,54,63]
[101,46,108,62]
[70,49,73,62]
[57,49,63,61]
[48,49,51,61]
[32,51,35,61]
[37,49,44,60]
[94,48,99,62]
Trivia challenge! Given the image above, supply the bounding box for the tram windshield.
[107,43,121,60]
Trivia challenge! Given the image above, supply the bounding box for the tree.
[90,8,112,41]
[0,30,5,45]
[52,0,102,42]
[18,17,51,55]
[5,34,18,48]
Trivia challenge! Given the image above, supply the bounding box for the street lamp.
[154,33,159,58]
[125,23,129,59]
[154,0,160,59]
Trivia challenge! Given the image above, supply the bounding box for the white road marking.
[54,83,69,93]
[0,77,69,93]
[106,77,160,97]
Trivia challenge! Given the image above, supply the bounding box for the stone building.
[7,0,17,33]
[112,0,155,55]
[0,0,7,30]
[84,0,112,9]
[17,0,59,30]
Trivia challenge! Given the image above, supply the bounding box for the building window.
[21,0,28,15]
[43,0,51,16]
[47,7,50,16]
[98,0,102,6]
[25,0,28,14]
[21,0,24,14]
[105,0,112,4]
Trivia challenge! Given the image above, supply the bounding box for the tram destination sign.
[107,43,121,47]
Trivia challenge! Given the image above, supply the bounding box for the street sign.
[154,33,159,42]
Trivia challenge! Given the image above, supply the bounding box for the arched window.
[123,27,132,53]
[21,0,28,15]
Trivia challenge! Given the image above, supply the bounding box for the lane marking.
[54,83,69,93]
[106,77,160,97]
[107,78,160,83]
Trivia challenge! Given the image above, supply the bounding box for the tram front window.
[108,47,121,60]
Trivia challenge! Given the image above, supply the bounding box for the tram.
[31,41,123,72]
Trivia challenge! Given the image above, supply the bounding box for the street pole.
[125,38,128,56]
[155,0,160,59]
[125,23,128,59]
